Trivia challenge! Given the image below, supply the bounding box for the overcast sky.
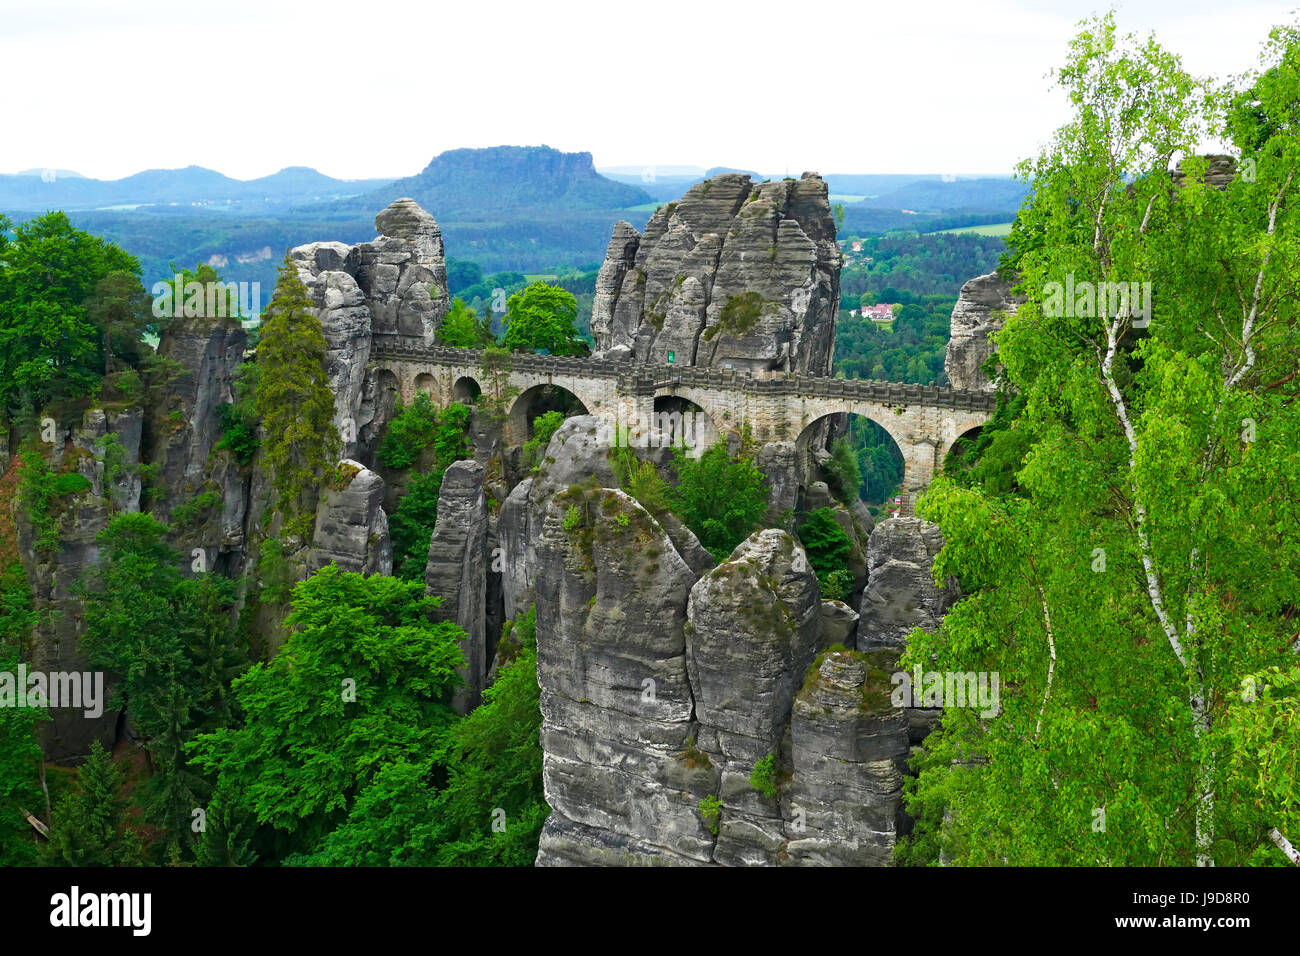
[0,0,1294,181]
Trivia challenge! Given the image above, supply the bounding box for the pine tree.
[254,253,339,538]
[40,740,143,866]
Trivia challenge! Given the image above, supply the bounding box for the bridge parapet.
[368,335,999,411]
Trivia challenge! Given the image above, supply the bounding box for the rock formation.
[423,459,489,713]
[591,172,841,375]
[308,460,392,577]
[148,313,249,565]
[290,198,451,458]
[943,271,1023,391]
[857,517,959,652]
[17,409,142,761]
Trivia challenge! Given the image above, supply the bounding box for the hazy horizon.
[2,0,1294,181]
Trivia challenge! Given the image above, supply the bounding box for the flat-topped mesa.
[591,171,841,376]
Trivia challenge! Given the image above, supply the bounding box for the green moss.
[329,462,361,491]
[703,291,771,341]
[171,488,222,529]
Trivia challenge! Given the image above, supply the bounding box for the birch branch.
[1269,828,1300,865]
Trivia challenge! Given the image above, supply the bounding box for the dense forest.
[2,10,1297,873]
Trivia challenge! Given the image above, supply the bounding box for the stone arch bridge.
[369,336,995,505]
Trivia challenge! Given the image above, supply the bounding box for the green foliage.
[519,409,565,472]
[436,297,495,348]
[39,741,144,866]
[389,470,443,581]
[0,634,45,864]
[699,794,722,834]
[253,252,338,537]
[383,400,473,579]
[501,281,588,355]
[562,504,582,532]
[170,489,222,529]
[216,402,260,465]
[901,15,1300,867]
[669,443,770,562]
[280,604,545,867]
[187,566,465,858]
[799,507,855,599]
[750,754,779,799]
[424,605,545,865]
[0,212,143,417]
[377,394,439,470]
[377,395,470,472]
[79,512,247,857]
[18,449,89,556]
[823,438,862,505]
[256,536,294,605]
[704,291,768,341]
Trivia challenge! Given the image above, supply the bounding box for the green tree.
[187,566,466,859]
[670,442,770,561]
[823,437,863,505]
[254,253,339,537]
[903,15,1300,867]
[298,606,546,866]
[39,741,144,866]
[79,513,246,858]
[436,297,494,348]
[0,212,142,417]
[0,571,45,865]
[798,507,855,598]
[501,281,588,355]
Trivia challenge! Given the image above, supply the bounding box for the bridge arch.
[651,391,721,456]
[452,375,482,404]
[794,411,908,508]
[414,372,436,396]
[507,382,591,446]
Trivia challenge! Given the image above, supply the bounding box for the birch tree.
[901,14,1300,866]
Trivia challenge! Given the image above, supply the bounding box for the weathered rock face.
[352,197,449,340]
[943,272,1023,391]
[534,487,707,866]
[857,517,959,652]
[292,243,373,460]
[591,172,841,375]
[423,459,489,713]
[535,520,922,867]
[685,529,821,866]
[308,460,392,578]
[17,409,143,762]
[288,198,451,460]
[149,314,249,564]
[784,649,911,865]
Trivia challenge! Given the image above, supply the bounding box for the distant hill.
[348,146,650,218]
[0,165,393,213]
[15,168,85,179]
[858,176,1028,212]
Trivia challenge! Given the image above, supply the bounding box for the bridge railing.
[367,334,997,411]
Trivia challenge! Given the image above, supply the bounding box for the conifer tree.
[254,253,339,537]
[40,740,143,866]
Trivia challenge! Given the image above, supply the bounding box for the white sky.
[0,0,1293,181]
